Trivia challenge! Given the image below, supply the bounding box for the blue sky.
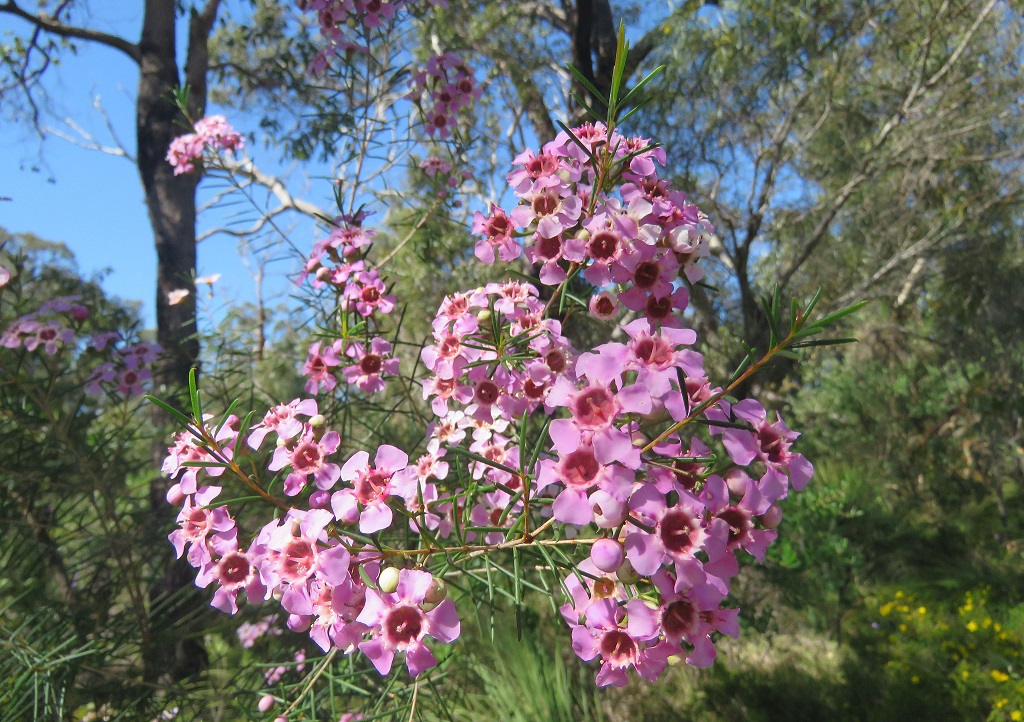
[0,4,329,327]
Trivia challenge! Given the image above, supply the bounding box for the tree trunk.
[138,0,206,684]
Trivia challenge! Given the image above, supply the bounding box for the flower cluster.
[1,287,161,399]
[165,408,460,677]
[166,115,244,175]
[302,0,447,69]
[84,338,161,398]
[475,122,714,305]
[161,118,816,697]
[1,296,82,355]
[409,52,481,139]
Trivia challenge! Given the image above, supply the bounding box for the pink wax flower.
[331,445,417,533]
[472,204,521,264]
[248,398,319,450]
[343,338,400,394]
[268,427,342,496]
[357,569,460,677]
[302,341,342,394]
[571,598,670,687]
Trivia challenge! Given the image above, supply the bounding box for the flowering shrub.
[155,23,863,717]
[860,588,1024,720]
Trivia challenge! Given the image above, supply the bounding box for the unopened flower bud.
[71,306,89,322]
[166,485,186,507]
[590,538,624,573]
[667,654,684,667]
[378,566,400,593]
[276,436,289,447]
[315,266,331,281]
[761,503,783,529]
[309,414,326,428]
[726,471,748,498]
[590,490,627,528]
[557,168,573,183]
[476,309,492,323]
[258,695,275,713]
[575,228,591,241]
[309,489,331,509]
[424,578,447,604]
[616,559,640,585]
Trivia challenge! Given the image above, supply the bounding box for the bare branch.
[197,157,332,242]
[0,0,140,63]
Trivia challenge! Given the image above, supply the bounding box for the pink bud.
[166,484,186,507]
[761,504,783,529]
[726,471,748,498]
[308,490,331,509]
[590,490,627,528]
[258,695,275,713]
[590,538,624,573]
[71,305,89,322]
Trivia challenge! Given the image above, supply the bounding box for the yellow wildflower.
[966,621,979,632]
[1010,711,1021,721]
[918,606,927,615]
[991,670,1010,683]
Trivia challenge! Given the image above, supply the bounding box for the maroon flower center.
[545,350,567,374]
[435,378,456,397]
[588,231,619,262]
[535,234,562,260]
[644,295,673,321]
[532,192,559,217]
[218,552,251,588]
[433,114,448,128]
[309,356,327,374]
[481,444,506,465]
[718,507,750,547]
[561,448,600,488]
[662,599,697,638]
[572,386,617,429]
[523,378,546,400]
[631,335,673,367]
[438,334,461,359]
[599,631,637,667]
[659,508,700,556]
[355,470,390,505]
[633,261,660,289]
[40,328,57,341]
[642,178,668,199]
[281,539,316,582]
[292,441,322,472]
[487,214,510,237]
[758,426,788,464]
[593,296,615,316]
[526,154,558,178]
[457,78,474,95]
[122,370,139,385]
[474,380,500,406]
[183,508,210,539]
[384,605,424,649]
[361,285,381,304]
[488,507,505,526]
[360,354,383,375]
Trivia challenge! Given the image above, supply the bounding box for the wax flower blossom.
[166,115,244,175]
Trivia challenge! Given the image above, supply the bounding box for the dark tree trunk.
[137,0,220,685]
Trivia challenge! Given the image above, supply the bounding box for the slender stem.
[641,323,801,454]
